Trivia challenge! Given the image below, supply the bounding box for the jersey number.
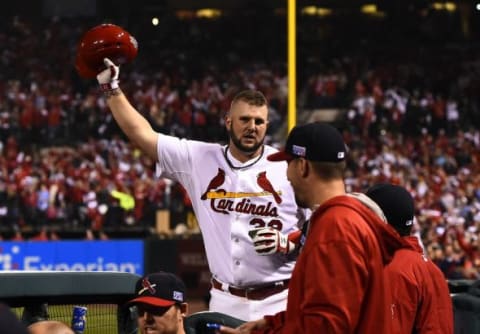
[249,218,283,231]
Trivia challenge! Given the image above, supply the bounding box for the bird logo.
[201,168,226,200]
[139,278,157,295]
[257,171,282,204]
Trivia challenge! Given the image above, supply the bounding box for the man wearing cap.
[221,122,406,334]
[366,183,454,334]
[127,272,188,334]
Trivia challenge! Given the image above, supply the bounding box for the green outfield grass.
[13,304,122,334]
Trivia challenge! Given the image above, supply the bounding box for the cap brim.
[127,296,176,307]
[267,151,294,161]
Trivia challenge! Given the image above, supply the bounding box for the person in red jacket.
[366,183,454,334]
[221,122,406,334]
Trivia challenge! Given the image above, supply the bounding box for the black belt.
[211,278,289,301]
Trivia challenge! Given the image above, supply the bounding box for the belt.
[211,278,289,301]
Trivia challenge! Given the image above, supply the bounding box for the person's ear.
[299,158,309,178]
[179,303,188,317]
[225,114,232,130]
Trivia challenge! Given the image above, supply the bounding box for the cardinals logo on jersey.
[201,168,226,200]
[257,171,282,204]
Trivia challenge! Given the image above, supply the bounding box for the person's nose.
[142,311,154,322]
[246,119,256,131]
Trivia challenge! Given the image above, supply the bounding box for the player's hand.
[251,227,295,255]
[97,58,120,93]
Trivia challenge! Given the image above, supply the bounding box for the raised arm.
[97,58,158,160]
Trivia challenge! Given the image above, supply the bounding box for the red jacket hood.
[316,195,408,265]
[404,235,424,253]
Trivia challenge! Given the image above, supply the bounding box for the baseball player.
[96,59,308,321]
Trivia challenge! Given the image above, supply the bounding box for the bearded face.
[228,125,265,153]
[226,100,268,156]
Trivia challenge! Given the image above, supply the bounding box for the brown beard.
[228,127,264,154]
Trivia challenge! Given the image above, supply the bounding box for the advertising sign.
[0,240,143,274]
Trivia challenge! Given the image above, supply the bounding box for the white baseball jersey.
[156,134,307,286]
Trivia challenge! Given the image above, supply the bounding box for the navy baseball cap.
[268,122,347,162]
[366,183,414,236]
[128,272,186,307]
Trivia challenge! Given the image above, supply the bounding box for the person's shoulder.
[319,195,365,213]
[160,133,223,150]
[425,256,448,278]
[314,196,383,231]
[188,139,223,149]
[313,197,363,225]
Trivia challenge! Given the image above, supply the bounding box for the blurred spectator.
[0,303,29,334]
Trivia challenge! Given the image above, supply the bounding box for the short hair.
[28,320,74,334]
[231,90,267,108]
[310,161,347,181]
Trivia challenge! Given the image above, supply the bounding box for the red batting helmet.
[75,23,138,79]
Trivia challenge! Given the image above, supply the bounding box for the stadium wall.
[0,238,211,298]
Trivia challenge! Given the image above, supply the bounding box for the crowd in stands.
[1,14,480,280]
